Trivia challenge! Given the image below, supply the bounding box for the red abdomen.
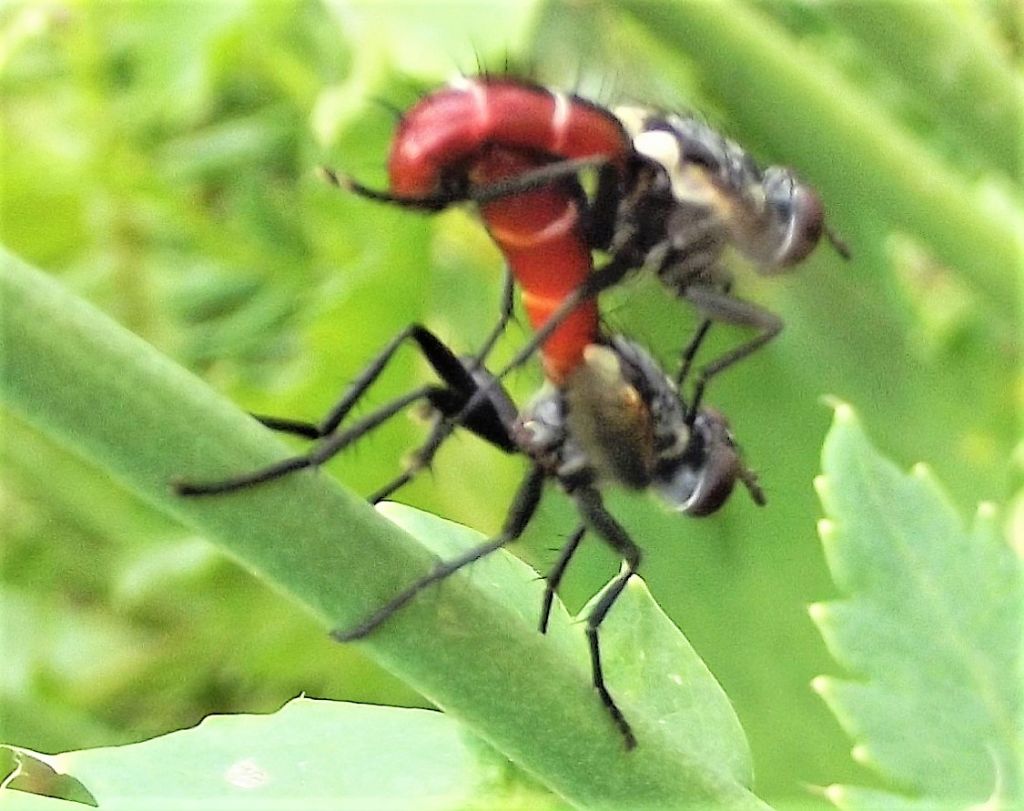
[388,77,629,198]
[386,77,627,382]
[471,148,597,383]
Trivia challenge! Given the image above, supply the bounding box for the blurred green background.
[1,1,1020,806]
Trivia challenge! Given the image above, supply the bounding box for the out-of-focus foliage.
[1,0,1020,807]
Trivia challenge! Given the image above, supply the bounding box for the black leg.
[467,268,515,372]
[493,254,633,384]
[681,286,783,421]
[251,414,323,440]
[257,276,513,447]
[572,486,643,750]
[583,163,624,251]
[251,324,468,442]
[333,464,546,641]
[321,325,484,439]
[538,524,587,634]
[674,317,714,391]
[464,156,610,204]
[325,156,612,212]
[363,298,523,504]
[176,323,514,499]
[364,256,635,501]
[366,413,448,505]
[674,281,733,391]
[319,167,449,212]
[174,387,432,496]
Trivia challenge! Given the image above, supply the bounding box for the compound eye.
[780,184,825,266]
[654,409,742,516]
[684,444,740,516]
[654,446,740,516]
[764,168,825,266]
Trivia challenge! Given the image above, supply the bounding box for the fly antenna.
[472,44,486,78]
[318,165,341,184]
[369,96,404,122]
[826,225,852,261]
[739,463,766,507]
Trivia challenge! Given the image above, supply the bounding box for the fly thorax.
[561,344,656,489]
[649,393,691,462]
[639,136,726,221]
[616,105,816,276]
[516,387,594,487]
[515,387,565,457]
[605,334,690,460]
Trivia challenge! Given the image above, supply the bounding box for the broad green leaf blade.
[375,503,579,656]
[0,251,770,809]
[385,505,755,789]
[584,575,753,787]
[811,404,1022,806]
[1,698,561,810]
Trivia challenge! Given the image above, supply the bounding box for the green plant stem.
[0,250,769,810]
[618,0,1022,320]
[823,0,1024,177]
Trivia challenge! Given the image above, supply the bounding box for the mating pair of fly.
[177,76,849,749]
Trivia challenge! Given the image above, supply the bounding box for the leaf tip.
[807,601,828,625]
[809,674,832,698]
[851,743,872,767]
[976,500,997,521]
[823,397,855,426]
[910,461,934,481]
[822,783,848,807]
[812,474,829,499]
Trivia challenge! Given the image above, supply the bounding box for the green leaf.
[583,574,753,787]
[0,251,768,808]
[385,504,755,788]
[0,698,561,810]
[811,403,1022,807]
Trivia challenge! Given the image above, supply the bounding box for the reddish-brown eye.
[761,167,825,267]
[653,409,743,516]
[780,184,825,266]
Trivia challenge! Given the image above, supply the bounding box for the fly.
[337,75,850,404]
[175,306,763,750]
